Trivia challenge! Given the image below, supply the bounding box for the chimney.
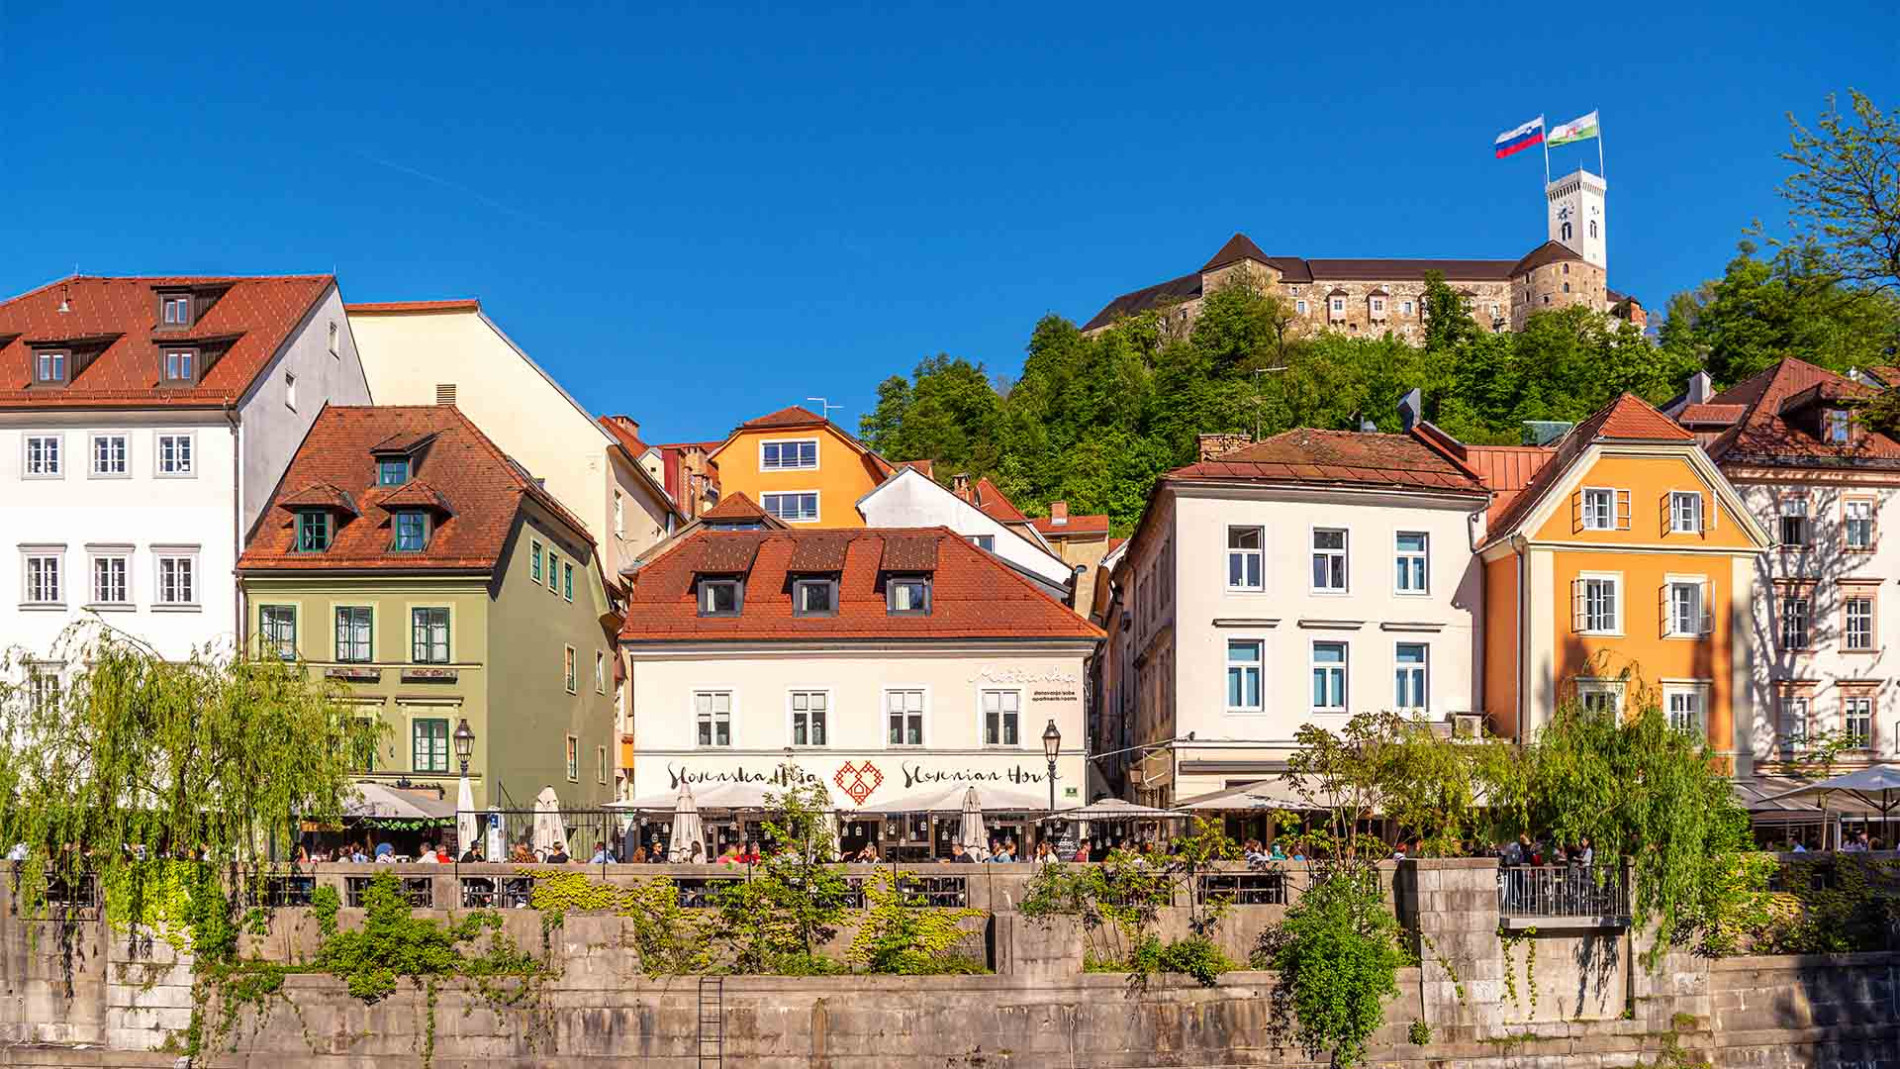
[1197,432,1253,461]
[1397,387,1423,433]
[611,416,641,438]
[1687,371,1712,405]
[1050,501,1069,526]
[951,472,971,496]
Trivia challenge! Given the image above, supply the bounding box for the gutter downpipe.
[229,407,244,646]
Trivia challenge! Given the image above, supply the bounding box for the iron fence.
[346,875,434,909]
[1200,870,1292,905]
[1497,863,1628,918]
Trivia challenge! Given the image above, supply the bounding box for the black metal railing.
[459,875,535,909]
[1200,870,1291,905]
[346,875,434,909]
[1498,864,1627,918]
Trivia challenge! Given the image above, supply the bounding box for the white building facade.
[856,467,1076,602]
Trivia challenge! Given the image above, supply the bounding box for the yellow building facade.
[706,406,892,528]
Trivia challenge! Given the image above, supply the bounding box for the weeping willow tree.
[0,622,382,948]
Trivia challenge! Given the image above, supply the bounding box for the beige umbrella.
[455,776,478,857]
[667,781,706,862]
[959,786,990,859]
[532,786,568,859]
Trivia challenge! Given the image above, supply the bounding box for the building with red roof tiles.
[857,467,1075,602]
[703,405,892,529]
[1474,393,1770,767]
[1668,359,1900,773]
[239,405,618,812]
[617,525,1100,854]
[0,274,370,662]
[1107,419,1491,805]
[346,299,679,586]
[941,473,1115,610]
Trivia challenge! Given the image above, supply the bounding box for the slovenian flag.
[1549,110,1600,146]
[1494,116,1545,159]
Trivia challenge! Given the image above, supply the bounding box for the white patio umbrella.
[1765,765,1900,848]
[455,776,478,858]
[531,786,568,859]
[667,781,706,862]
[958,786,989,859]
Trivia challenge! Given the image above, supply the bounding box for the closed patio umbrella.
[959,786,989,860]
[532,786,568,859]
[455,776,478,858]
[668,781,706,862]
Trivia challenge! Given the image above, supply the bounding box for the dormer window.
[295,511,334,553]
[162,348,198,385]
[34,350,68,385]
[1826,409,1852,444]
[699,577,742,616]
[159,293,192,327]
[391,510,429,552]
[379,458,411,486]
[792,577,837,616]
[887,574,931,615]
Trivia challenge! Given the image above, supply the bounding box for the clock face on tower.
[1557,206,1573,221]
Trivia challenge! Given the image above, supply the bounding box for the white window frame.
[694,690,735,748]
[759,437,820,472]
[883,686,928,748]
[1393,642,1429,713]
[1665,576,1711,638]
[1394,531,1429,595]
[88,433,129,479]
[1573,572,1622,635]
[1780,592,1812,651]
[1310,641,1348,714]
[789,688,832,748]
[155,432,196,477]
[1843,693,1875,750]
[1779,496,1811,548]
[761,490,821,524]
[1225,639,1265,714]
[1310,527,1349,594]
[152,546,200,610]
[563,644,578,694]
[1580,487,1617,531]
[1295,299,1308,314]
[22,434,63,479]
[20,547,65,607]
[980,687,1022,747]
[1844,497,1876,550]
[1575,677,1626,716]
[1663,682,1709,737]
[594,650,606,695]
[284,371,297,412]
[1843,592,1876,652]
[86,546,132,609]
[565,734,580,782]
[1778,695,1811,757]
[1226,525,1264,592]
[1826,409,1851,444]
[1668,491,1703,534]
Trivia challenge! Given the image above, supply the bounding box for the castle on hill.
[1082,169,1645,341]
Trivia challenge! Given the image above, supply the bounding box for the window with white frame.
[594,651,606,694]
[596,746,608,785]
[28,665,61,713]
[563,645,577,694]
[1844,693,1874,749]
[1394,532,1428,593]
[335,606,373,663]
[1573,574,1620,634]
[89,550,129,606]
[886,689,924,746]
[259,605,296,660]
[1667,580,1709,637]
[1394,643,1428,711]
[156,433,194,476]
[1845,499,1875,550]
[1226,640,1263,712]
[1826,409,1851,444]
[1576,678,1624,716]
[161,294,191,326]
[1580,487,1617,530]
[1295,299,1308,314]
[791,690,828,746]
[695,691,733,747]
[1402,300,1415,315]
[1844,593,1875,651]
[1669,491,1703,534]
[982,689,1020,745]
[565,735,580,782]
[1311,528,1347,592]
[762,492,819,522]
[1664,685,1707,736]
[613,490,625,536]
[90,434,128,477]
[284,371,297,411]
[1311,642,1347,712]
[1778,695,1810,757]
[1780,592,1812,650]
[1779,497,1811,547]
[410,607,450,663]
[760,439,819,471]
[154,551,197,606]
[22,550,63,605]
[1227,526,1263,590]
[24,435,61,477]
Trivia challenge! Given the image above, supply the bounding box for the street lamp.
[1041,719,1062,814]
[453,718,475,775]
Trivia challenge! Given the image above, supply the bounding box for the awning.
[344,781,458,822]
[1761,765,1900,816]
[612,780,848,812]
[854,783,1051,814]
[1173,776,1320,812]
[1062,798,1187,821]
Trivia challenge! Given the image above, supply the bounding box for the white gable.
[857,469,1075,590]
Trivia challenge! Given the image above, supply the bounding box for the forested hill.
[857,246,1900,534]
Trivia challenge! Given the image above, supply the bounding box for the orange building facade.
[1471,396,1771,764]
[705,406,893,529]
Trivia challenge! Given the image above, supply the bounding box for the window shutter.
[1571,492,1583,534]
[1659,492,1671,537]
[1658,583,1669,638]
[1705,490,1717,531]
[1572,579,1586,631]
[1616,489,1632,531]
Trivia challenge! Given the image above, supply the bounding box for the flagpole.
[1597,111,1605,179]
[1540,115,1550,187]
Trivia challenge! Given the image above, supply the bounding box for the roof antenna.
[806,396,843,423]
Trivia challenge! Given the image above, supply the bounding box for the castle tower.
[1546,169,1607,273]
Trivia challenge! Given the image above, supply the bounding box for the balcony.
[1497,864,1629,930]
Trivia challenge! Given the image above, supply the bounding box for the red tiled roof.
[893,458,935,479]
[701,492,770,521]
[278,483,360,515]
[0,275,334,409]
[1463,446,1555,526]
[1483,393,1695,541]
[240,405,591,573]
[954,477,1028,523]
[1677,403,1746,426]
[1165,428,1489,494]
[1030,513,1111,537]
[1702,358,1900,466]
[344,299,480,314]
[620,528,1103,643]
[738,405,826,431]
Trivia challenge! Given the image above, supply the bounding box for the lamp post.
[1041,719,1061,815]
[452,719,475,856]
[453,718,475,775]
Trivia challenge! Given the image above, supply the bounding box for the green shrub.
[1270,869,1405,1068]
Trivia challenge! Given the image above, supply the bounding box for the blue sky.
[2,1,1896,443]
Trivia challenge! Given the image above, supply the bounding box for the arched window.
[1561,221,1573,241]
[1589,220,1598,239]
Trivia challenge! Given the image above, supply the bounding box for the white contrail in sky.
[353,149,551,226]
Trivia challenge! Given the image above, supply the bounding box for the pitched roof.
[1677,403,1746,427]
[0,275,334,409]
[1201,233,1271,272]
[598,415,651,456]
[239,405,591,574]
[953,476,1029,523]
[701,491,772,522]
[344,299,480,315]
[1482,393,1695,541]
[1701,358,1900,467]
[1030,513,1111,537]
[620,527,1103,643]
[738,405,827,431]
[1462,446,1555,526]
[1165,428,1488,494]
[1509,240,1585,276]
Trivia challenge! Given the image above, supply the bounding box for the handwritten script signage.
[968,667,1080,685]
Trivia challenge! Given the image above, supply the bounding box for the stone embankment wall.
[1,859,1896,1068]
